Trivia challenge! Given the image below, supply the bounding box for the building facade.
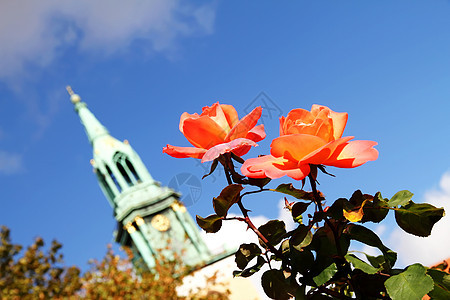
[68,87,216,270]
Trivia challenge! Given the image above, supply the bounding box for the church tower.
[67,87,212,270]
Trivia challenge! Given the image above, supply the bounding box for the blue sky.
[1,0,449,271]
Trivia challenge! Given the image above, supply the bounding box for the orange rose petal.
[329,110,348,139]
[285,108,315,124]
[232,144,252,157]
[282,118,295,135]
[311,104,348,139]
[324,140,378,168]
[179,112,199,133]
[220,104,239,128]
[271,134,327,162]
[163,145,207,159]
[201,138,258,162]
[183,116,227,149]
[281,163,311,180]
[301,136,354,165]
[246,124,266,142]
[285,120,320,135]
[310,104,328,117]
[201,103,231,133]
[225,106,262,141]
[201,102,217,115]
[279,116,286,135]
[313,109,334,142]
[241,155,310,180]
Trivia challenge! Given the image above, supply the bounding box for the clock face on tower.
[150,214,171,232]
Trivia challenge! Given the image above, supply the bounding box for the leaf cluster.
[196,156,448,300]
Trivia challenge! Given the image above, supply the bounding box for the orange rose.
[241,105,378,180]
[163,103,265,162]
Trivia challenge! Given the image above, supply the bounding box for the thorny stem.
[264,251,272,270]
[308,168,359,298]
[308,171,343,257]
[241,189,270,197]
[220,155,282,258]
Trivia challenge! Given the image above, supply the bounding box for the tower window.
[106,165,121,192]
[113,152,141,186]
[95,169,116,204]
[117,161,132,186]
[126,158,141,182]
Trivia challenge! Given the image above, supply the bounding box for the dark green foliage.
[194,153,447,299]
[272,183,315,200]
[196,214,222,233]
[427,269,450,299]
[235,243,261,270]
[261,269,296,300]
[213,184,243,217]
[258,220,286,246]
[395,201,445,237]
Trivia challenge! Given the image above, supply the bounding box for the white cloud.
[200,214,271,299]
[277,198,296,232]
[0,0,216,80]
[388,172,450,267]
[0,151,24,175]
[201,214,269,254]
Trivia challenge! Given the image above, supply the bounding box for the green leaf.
[344,224,397,269]
[388,190,414,207]
[271,184,315,200]
[310,226,350,272]
[212,184,243,217]
[294,285,307,300]
[233,256,266,277]
[247,177,271,188]
[345,254,379,274]
[313,263,337,286]
[349,190,366,206]
[290,247,314,275]
[258,220,286,246]
[395,201,445,237]
[196,214,222,233]
[235,243,262,270]
[361,192,389,223]
[427,269,450,299]
[365,253,386,269]
[291,202,311,221]
[261,269,294,300]
[290,225,313,251]
[385,263,434,300]
[326,198,347,220]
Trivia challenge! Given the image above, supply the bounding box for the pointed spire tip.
[66,86,81,104]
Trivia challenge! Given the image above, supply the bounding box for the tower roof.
[67,86,109,145]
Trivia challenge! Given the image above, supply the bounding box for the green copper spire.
[68,87,213,270]
[67,86,109,145]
